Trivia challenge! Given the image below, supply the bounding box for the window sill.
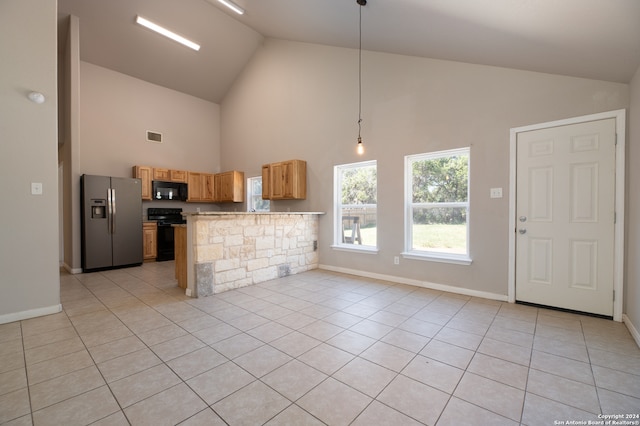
[401,251,472,265]
[331,245,379,254]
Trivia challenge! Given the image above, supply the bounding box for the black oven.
[147,208,185,261]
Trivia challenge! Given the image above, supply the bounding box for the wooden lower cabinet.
[174,225,187,289]
[143,222,157,261]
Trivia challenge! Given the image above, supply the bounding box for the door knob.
[519,229,527,234]
[519,216,527,222]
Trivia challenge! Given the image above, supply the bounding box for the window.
[247,176,270,212]
[334,160,377,250]
[405,148,471,264]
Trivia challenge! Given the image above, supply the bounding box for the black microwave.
[152,181,188,201]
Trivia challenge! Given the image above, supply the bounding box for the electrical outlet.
[394,256,400,265]
[490,187,503,198]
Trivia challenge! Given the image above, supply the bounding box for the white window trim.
[404,147,471,265]
[333,160,377,251]
[401,251,472,265]
[247,176,269,212]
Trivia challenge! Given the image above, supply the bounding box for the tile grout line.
[45,265,640,425]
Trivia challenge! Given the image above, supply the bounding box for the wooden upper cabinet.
[187,172,202,202]
[134,165,245,203]
[170,169,188,183]
[265,159,306,200]
[153,168,170,181]
[132,166,152,200]
[215,171,244,203]
[202,174,215,202]
[187,172,214,202]
[153,168,187,183]
[262,165,271,200]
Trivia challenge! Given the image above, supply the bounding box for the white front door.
[515,118,616,317]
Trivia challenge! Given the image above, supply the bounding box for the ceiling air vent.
[146,130,162,143]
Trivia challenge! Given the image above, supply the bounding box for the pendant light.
[356,0,366,155]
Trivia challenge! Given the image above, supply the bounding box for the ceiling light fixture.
[356,0,366,155]
[218,0,245,15]
[135,15,201,51]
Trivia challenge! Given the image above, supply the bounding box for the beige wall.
[0,0,60,322]
[626,66,640,331]
[79,62,221,178]
[221,39,630,298]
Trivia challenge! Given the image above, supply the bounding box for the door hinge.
[614,212,617,224]
[613,290,615,302]
[615,133,618,145]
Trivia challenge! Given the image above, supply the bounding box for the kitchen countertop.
[182,211,325,216]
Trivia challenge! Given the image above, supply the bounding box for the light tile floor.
[1,262,639,425]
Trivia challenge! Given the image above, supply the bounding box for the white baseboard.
[0,304,63,325]
[62,263,82,274]
[622,314,640,349]
[318,264,508,302]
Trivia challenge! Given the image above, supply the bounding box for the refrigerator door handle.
[111,188,116,234]
[107,188,113,234]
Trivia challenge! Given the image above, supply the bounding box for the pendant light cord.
[357,2,363,139]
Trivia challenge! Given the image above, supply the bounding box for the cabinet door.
[292,160,307,199]
[143,223,157,260]
[202,174,215,202]
[215,171,244,202]
[214,173,224,202]
[262,165,271,200]
[133,166,152,200]
[270,162,287,199]
[153,168,170,181]
[188,172,202,201]
[230,171,244,202]
[170,169,188,183]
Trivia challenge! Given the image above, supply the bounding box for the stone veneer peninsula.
[180,211,324,297]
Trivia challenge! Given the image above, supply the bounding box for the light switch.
[490,187,502,198]
[31,182,43,195]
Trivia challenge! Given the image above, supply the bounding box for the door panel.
[81,175,113,270]
[111,177,143,267]
[516,118,615,316]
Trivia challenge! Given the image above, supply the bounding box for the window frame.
[246,176,270,212]
[332,160,378,253]
[403,147,472,265]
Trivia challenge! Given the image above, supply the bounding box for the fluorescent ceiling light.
[135,15,201,51]
[218,0,244,15]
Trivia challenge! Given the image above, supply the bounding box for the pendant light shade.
[356,0,366,155]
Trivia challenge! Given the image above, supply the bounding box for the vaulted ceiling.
[57,0,640,104]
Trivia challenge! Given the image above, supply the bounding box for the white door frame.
[508,109,625,321]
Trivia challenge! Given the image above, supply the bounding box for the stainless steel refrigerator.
[81,175,143,271]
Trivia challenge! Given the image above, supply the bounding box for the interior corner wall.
[220,38,630,298]
[0,0,61,322]
[626,66,640,334]
[59,14,82,273]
